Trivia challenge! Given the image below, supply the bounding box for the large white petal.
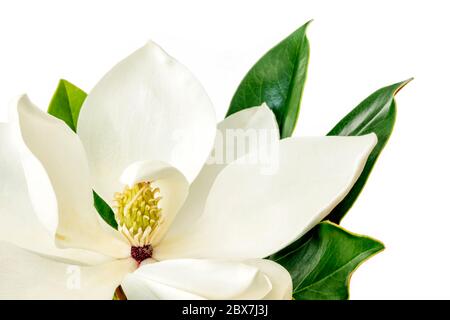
[120,161,189,246]
[121,259,271,300]
[156,134,377,260]
[8,98,59,235]
[0,122,53,253]
[16,96,129,258]
[168,104,279,235]
[121,272,205,300]
[77,41,216,204]
[0,241,136,299]
[0,122,109,265]
[245,259,292,300]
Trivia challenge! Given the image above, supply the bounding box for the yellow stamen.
[115,182,162,247]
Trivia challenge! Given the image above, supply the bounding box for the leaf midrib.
[281,31,307,136]
[271,233,315,262]
[293,248,379,294]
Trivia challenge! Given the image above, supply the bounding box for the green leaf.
[269,222,384,300]
[94,191,118,229]
[227,21,311,138]
[326,79,412,223]
[48,79,87,132]
[47,80,118,229]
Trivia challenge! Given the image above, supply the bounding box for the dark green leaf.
[47,80,118,229]
[227,21,311,138]
[94,191,118,229]
[269,222,384,300]
[326,79,412,223]
[48,79,87,132]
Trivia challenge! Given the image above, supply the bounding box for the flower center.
[130,245,153,263]
[114,182,163,254]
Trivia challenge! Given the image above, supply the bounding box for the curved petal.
[156,134,377,260]
[77,41,216,203]
[0,122,109,265]
[0,241,136,299]
[121,274,205,300]
[16,95,129,258]
[8,97,59,235]
[245,259,292,300]
[120,161,189,246]
[168,104,279,235]
[121,259,271,300]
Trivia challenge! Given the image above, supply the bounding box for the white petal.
[156,134,377,260]
[16,95,129,258]
[0,241,136,299]
[0,122,52,253]
[0,122,109,265]
[77,41,216,203]
[121,275,205,300]
[245,259,292,300]
[120,161,189,246]
[8,97,59,235]
[121,259,271,300]
[168,104,279,235]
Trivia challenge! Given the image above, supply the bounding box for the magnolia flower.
[0,41,377,300]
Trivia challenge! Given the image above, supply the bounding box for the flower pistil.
[114,182,163,261]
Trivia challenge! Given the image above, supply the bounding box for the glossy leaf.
[47,80,118,229]
[326,79,412,223]
[269,222,384,300]
[94,191,118,229]
[227,21,311,138]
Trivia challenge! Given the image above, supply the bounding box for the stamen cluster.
[114,182,163,247]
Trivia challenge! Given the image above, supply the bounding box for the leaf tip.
[300,19,313,32]
[375,239,386,252]
[394,77,414,95]
[58,78,70,87]
[293,19,313,34]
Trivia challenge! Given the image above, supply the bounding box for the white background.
[0,0,448,299]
